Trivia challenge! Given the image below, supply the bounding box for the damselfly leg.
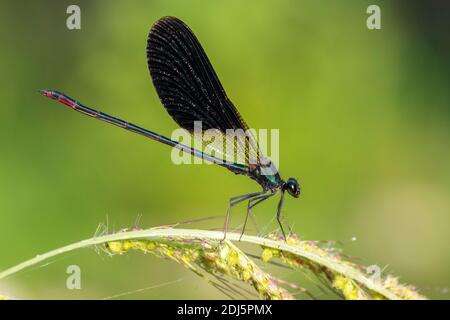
[277,191,288,240]
[239,192,276,240]
[222,190,267,241]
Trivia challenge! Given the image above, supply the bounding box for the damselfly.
[41,16,301,239]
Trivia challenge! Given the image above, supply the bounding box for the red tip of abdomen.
[39,89,76,109]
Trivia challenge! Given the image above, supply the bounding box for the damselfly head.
[283,178,301,198]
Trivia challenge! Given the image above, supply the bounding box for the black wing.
[147,16,248,132]
[147,16,264,165]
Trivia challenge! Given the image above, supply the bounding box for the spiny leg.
[229,192,258,202]
[240,194,269,240]
[239,192,274,241]
[286,220,294,237]
[276,191,287,240]
[223,191,266,241]
[246,197,265,236]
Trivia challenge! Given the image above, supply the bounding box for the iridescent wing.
[147,16,263,165]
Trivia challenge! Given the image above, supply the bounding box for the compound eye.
[288,182,294,192]
[291,183,299,195]
[286,178,300,198]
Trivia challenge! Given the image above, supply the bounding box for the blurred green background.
[0,0,449,299]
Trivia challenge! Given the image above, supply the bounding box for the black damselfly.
[40,16,301,240]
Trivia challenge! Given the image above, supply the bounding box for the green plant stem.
[0,227,399,299]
